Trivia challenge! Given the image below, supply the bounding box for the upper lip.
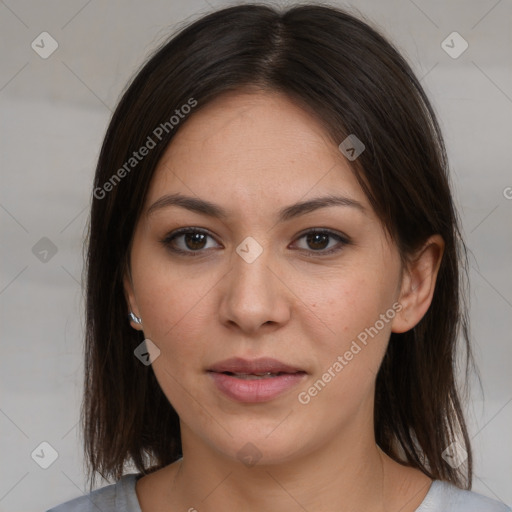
[208,357,305,374]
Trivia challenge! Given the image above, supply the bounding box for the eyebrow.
[146,192,366,222]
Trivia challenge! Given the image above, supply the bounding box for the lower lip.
[208,371,307,403]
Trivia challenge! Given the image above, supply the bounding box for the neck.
[170,423,409,512]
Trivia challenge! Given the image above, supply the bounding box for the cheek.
[304,270,397,387]
[305,270,390,342]
[133,251,218,344]
[295,278,392,430]
[134,268,213,410]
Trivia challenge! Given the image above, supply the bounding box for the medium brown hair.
[83,3,475,491]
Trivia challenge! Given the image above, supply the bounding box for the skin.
[124,90,444,512]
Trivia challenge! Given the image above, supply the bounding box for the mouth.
[207,357,307,402]
[207,356,306,375]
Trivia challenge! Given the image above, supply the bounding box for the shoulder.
[45,473,142,512]
[417,480,511,512]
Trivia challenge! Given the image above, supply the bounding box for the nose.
[218,241,291,334]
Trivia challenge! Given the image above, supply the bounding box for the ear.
[123,269,143,331]
[391,234,445,333]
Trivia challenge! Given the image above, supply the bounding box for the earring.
[129,312,142,325]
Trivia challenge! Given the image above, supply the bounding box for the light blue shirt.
[46,473,512,511]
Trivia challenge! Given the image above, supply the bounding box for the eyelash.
[160,227,350,258]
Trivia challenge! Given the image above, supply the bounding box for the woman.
[47,3,511,511]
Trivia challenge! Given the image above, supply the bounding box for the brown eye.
[183,232,207,250]
[292,229,350,256]
[305,232,330,250]
[161,227,350,258]
[161,228,220,256]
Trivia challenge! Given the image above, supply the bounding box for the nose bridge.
[231,235,274,300]
[219,234,290,331]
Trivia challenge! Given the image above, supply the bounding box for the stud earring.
[129,312,142,325]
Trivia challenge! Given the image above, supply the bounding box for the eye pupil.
[185,232,206,250]
[307,233,329,250]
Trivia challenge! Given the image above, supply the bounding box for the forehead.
[145,90,367,212]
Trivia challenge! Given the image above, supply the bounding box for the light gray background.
[1,1,511,511]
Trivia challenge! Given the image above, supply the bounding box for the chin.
[206,428,311,468]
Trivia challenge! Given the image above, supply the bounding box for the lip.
[207,357,307,403]
[208,357,304,374]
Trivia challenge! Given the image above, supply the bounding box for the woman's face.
[125,90,407,465]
